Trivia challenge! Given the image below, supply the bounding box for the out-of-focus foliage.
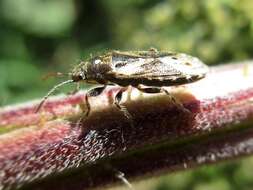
[1,0,253,189]
[107,0,253,64]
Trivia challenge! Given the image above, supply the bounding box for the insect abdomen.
[105,74,204,87]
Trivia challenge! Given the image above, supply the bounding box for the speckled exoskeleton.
[36,49,208,120]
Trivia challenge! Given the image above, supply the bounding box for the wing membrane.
[109,56,182,80]
[103,51,208,86]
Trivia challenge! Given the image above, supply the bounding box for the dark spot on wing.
[171,56,178,60]
[185,62,192,66]
[115,62,127,68]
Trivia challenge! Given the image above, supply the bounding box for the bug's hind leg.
[136,85,189,113]
[136,85,162,94]
[114,87,133,122]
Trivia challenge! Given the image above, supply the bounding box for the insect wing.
[109,53,208,81]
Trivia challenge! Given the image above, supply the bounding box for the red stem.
[0,63,253,190]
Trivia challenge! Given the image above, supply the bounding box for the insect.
[36,49,209,121]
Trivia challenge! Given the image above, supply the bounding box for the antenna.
[35,79,74,113]
[42,72,69,81]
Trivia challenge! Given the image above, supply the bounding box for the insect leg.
[76,85,107,135]
[136,85,189,113]
[114,87,133,121]
[83,85,107,117]
[115,170,134,189]
[136,85,162,94]
[77,85,107,129]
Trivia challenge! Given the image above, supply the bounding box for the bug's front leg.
[78,85,107,127]
[77,85,107,137]
[114,87,133,121]
[83,85,107,117]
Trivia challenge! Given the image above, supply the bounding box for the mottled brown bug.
[36,49,208,119]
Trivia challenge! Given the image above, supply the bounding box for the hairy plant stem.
[0,62,253,190]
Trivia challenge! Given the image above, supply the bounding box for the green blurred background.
[1,0,253,189]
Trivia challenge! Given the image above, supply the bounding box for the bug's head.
[35,62,87,113]
[71,61,89,82]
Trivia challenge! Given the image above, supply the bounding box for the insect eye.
[94,59,101,64]
[72,75,83,82]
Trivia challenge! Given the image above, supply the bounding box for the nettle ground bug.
[36,49,209,121]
